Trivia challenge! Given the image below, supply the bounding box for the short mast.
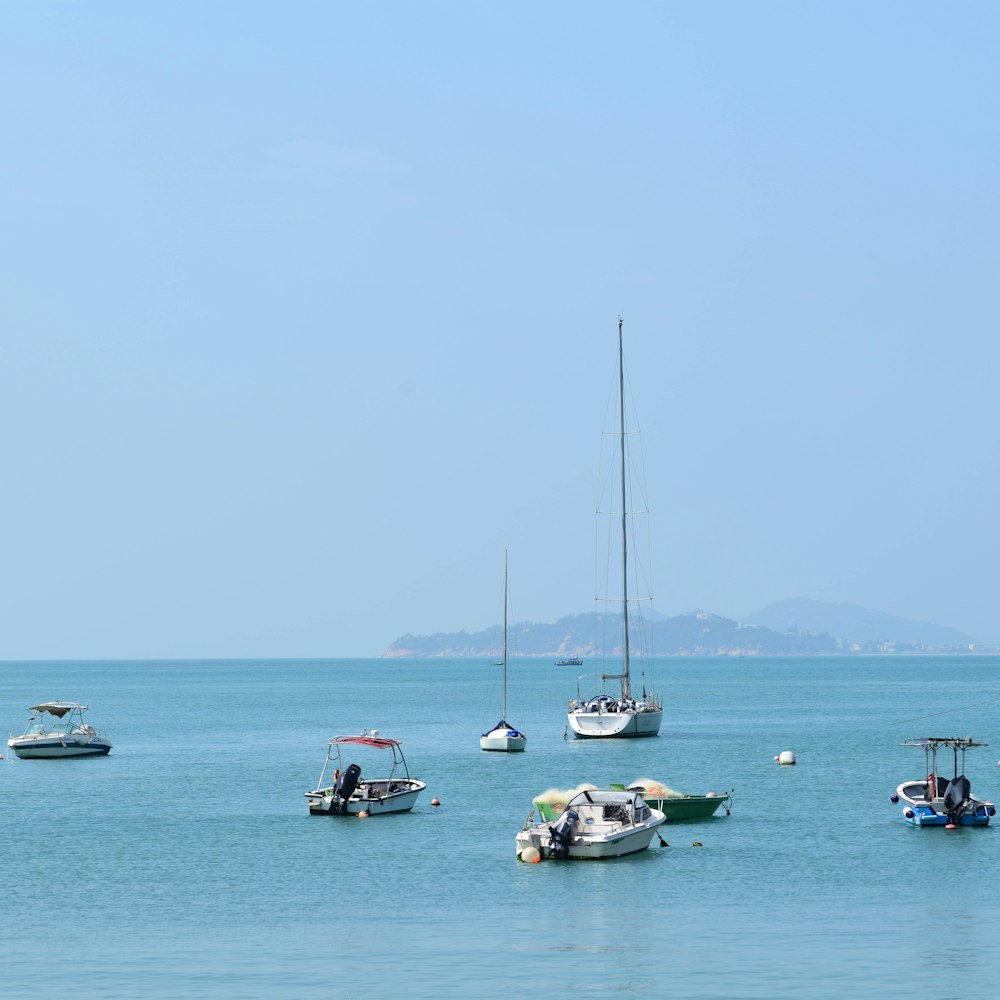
[618,317,631,700]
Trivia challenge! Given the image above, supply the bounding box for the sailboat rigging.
[567,319,663,739]
[481,550,527,752]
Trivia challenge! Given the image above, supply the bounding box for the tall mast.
[502,548,508,719]
[618,317,631,700]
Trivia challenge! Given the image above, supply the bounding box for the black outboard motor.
[549,808,580,860]
[943,774,972,824]
[331,763,361,813]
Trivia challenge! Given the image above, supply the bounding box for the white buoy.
[519,846,541,863]
[778,750,796,766]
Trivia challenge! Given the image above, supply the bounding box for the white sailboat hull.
[567,708,662,739]
[480,729,527,752]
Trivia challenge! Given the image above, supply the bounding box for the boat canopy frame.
[27,702,90,718]
[901,737,988,781]
[315,732,412,791]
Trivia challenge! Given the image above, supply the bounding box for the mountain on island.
[382,599,986,657]
[743,598,977,651]
[383,610,837,658]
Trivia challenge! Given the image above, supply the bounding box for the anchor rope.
[892,694,1000,726]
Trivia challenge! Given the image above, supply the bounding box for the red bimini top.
[330,736,400,750]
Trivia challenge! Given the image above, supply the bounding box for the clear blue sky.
[2,3,997,657]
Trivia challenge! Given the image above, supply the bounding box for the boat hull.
[516,817,665,859]
[306,779,426,816]
[480,729,527,752]
[567,708,662,739]
[8,736,112,759]
[648,793,731,822]
[895,781,994,827]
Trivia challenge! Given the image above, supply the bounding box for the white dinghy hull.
[306,780,426,816]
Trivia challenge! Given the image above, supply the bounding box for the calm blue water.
[2,655,999,999]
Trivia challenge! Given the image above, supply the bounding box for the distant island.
[382,598,992,657]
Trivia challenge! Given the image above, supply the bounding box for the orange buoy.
[431,798,440,807]
[520,846,541,863]
[357,810,369,819]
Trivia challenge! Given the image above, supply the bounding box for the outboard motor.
[331,763,361,813]
[549,808,580,860]
[943,775,972,824]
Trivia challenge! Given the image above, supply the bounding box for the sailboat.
[567,319,663,739]
[480,550,527,752]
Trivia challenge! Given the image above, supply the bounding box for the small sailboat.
[481,551,526,752]
[891,737,995,827]
[567,319,662,739]
[516,788,665,860]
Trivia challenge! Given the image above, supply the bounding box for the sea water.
[1,655,999,999]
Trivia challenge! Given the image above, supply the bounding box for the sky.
[2,2,998,657]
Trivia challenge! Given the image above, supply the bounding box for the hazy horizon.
[3,4,998,658]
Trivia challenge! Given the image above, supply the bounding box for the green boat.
[531,781,732,824]
[636,790,732,822]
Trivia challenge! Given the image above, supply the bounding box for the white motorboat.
[567,318,662,739]
[481,550,527,752]
[891,737,996,828]
[305,731,426,816]
[7,702,112,759]
[516,788,665,860]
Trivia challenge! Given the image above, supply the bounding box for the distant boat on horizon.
[555,657,583,666]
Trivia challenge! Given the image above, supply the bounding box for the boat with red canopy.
[305,731,426,816]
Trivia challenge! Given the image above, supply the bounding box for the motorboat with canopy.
[7,702,112,759]
[305,731,426,816]
[516,787,665,860]
[891,737,995,827]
